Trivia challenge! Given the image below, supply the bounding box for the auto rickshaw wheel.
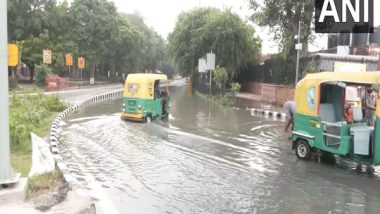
[295,140,311,160]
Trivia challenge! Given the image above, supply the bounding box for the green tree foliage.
[213,66,228,91]
[302,60,318,78]
[7,0,171,80]
[230,82,242,93]
[249,0,314,54]
[35,64,52,87]
[168,8,261,80]
[248,0,315,84]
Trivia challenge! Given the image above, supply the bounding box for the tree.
[22,29,52,80]
[67,0,120,77]
[248,0,315,84]
[249,0,314,54]
[301,60,318,78]
[168,8,261,81]
[7,0,170,84]
[35,64,52,87]
[213,66,228,93]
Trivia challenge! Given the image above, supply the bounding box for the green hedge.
[9,94,66,149]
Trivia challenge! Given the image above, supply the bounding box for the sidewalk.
[235,92,261,101]
[235,92,283,112]
[3,84,121,214]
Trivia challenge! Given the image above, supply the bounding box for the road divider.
[250,107,286,121]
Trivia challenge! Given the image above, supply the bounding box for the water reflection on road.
[60,86,380,214]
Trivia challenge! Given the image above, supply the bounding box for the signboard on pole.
[65,54,73,66]
[43,49,52,64]
[78,57,85,69]
[198,58,206,73]
[8,44,18,66]
[295,43,302,51]
[206,53,215,70]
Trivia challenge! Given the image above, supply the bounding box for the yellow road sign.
[8,44,19,66]
[65,54,73,66]
[43,49,52,64]
[78,57,85,69]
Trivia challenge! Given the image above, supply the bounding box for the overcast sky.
[111,0,380,54]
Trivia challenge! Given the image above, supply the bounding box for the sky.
[111,0,380,54]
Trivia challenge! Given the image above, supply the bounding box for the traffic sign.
[78,57,85,69]
[65,54,73,66]
[8,44,18,66]
[43,49,52,64]
[295,43,302,51]
[206,53,215,70]
[198,58,206,73]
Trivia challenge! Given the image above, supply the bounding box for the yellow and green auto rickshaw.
[121,73,169,123]
[292,71,380,166]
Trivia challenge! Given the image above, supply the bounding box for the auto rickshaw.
[121,73,169,123]
[292,71,380,167]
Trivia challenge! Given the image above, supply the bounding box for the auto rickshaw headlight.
[138,104,142,110]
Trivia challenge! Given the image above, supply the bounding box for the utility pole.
[0,0,19,185]
[295,20,301,85]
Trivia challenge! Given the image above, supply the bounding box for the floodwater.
[59,86,380,214]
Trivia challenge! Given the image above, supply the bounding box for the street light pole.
[0,0,19,185]
[295,20,301,85]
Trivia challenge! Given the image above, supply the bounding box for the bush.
[9,94,66,146]
[213,66,229,91]
[35,65,52,87]
[230,82,241,93]
[217,96,233,106]
[40,94,66,112]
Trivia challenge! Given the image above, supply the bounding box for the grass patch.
[12,85,44,94]
[11,153,31,177]
[9,94,66,178]
[27,169,63,199]
[8,93,66,199]
[34,113,59,137]
[10,112,59,176]
[195,91,234,107]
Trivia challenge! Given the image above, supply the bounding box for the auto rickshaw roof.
[126,73,168,83]
[299,71,380,87]
[294,71,380,117]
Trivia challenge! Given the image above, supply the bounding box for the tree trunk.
[30,67,34,82]
[110,62,116,80]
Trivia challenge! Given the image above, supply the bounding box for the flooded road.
[60,86,380,214]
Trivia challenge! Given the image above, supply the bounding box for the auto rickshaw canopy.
[295,71,380,117]
[123,73,168,99]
